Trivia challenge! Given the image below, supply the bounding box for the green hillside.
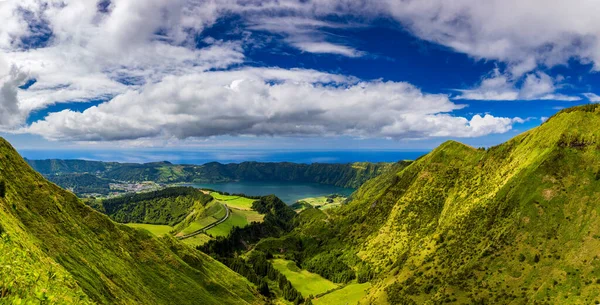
[100,187,213,226]
[242,104,600,304]
[0,138,260,304]
[27,159,393,196]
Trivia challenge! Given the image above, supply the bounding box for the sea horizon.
[18,149,429,165]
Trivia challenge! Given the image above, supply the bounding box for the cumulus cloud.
[0,56,27,128]
[24,68,520,141]
[377,0,600,73]
[192,0,600,73]
[0,0,243,128]
[455,69,580,101]
[0,0,560,143]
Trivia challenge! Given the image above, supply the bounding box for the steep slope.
[272,104,600,304]
[347,104,600,304]
[0,138,260,304]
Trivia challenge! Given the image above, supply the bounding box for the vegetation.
[45,173,115,196]
[15,105,600,304]
[101,187,212,226]
[27,160,394,196]
[291,194,347,211]
[193,105,600,304]
[312,282,371,305]
[270,105,600,304]
[271,258,338,297]
[210,192,256,210]
[0,138,260,304]
[124,223,174,236]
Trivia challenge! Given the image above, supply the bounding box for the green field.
[206,209,250,237]
[236,208,264,223]
[125,223,173,236]
[312,282,371,305]
[179,201,227,235]
[181,233,213,247]
[271,259,338,297]
[294,195,346,211]
[210,192,256,210]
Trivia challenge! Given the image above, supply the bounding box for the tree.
[258,278,270,296]
[0,180,6,198]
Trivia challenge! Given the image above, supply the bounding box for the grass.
[206,209,249,237]
[125,223,173,236]
[296,195,346,211]
[0,137,260,305]
[236,208,265,223]
[181,233,213,247]
[179,201,226,235]
[210,192,256,210]
[271,259,338,297]
[312,282,371,305]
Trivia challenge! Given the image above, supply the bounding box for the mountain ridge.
[246,104,600,304]
[26,159,396,196]
[0,138,261,304]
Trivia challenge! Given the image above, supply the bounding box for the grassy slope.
[312,283,371,305]
[329,105,600,304]
[211,192,256,210]
[207,209,250,237]
[271,259,338,297]
[262,105,600,304]
[0,138,260,305]
[125,223,174,236]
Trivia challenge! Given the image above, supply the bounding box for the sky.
[1,0,600,163]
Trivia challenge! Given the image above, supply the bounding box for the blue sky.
[0,1,599,162]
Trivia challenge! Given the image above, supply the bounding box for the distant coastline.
[19,149,428,165]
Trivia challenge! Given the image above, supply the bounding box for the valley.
[4,2,592,304]
[4,105,600,304]
[26,159,389,198]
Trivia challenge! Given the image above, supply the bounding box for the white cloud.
[583,93,600,103]
[293,42,364,57]
[247,16,365,57]
[219,0,600,73]
[0,56,28,127]
[455,69,580,101]
[24,68,520,141]
[378,0,600,73]
[0,0,559,144]
[0,0,244,128]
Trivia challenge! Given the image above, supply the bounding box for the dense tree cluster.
[46,173,114,196]
[222,252,304,303]
[201,195,296,257]
[199,194,308,303]
[102,187,212,226]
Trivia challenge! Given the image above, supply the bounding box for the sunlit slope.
[327,105,600,304]
[0,138,260,305]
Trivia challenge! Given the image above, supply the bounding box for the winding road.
[177,203,230,240]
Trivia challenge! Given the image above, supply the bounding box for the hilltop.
[344,104,600,304]
[0,138,260,304]
[242,104,600,304]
